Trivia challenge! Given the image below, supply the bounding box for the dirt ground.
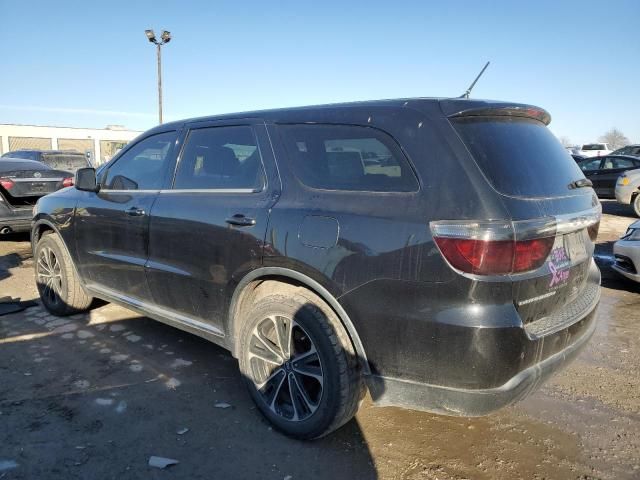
[1,200,639,480]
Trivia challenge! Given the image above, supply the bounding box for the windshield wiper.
[568,178,593,189]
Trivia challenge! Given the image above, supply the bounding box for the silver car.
[613,220,640,283]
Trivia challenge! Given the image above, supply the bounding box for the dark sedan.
[0,159,73,234]
[577,155,640,198]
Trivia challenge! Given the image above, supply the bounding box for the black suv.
[32,98,601,439]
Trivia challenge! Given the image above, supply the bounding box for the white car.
[613,220,640,283]
[577,143,612,157]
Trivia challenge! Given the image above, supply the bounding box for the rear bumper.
[360,261,601,416]
[367,303,597,415]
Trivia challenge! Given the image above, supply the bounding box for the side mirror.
[75,167,99,192]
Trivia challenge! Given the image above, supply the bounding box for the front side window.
[580,159,602,171]
[278,124,418,192]
[173,126,264,190]
[102,131,177,190]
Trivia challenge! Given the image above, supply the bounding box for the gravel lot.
[0,200,639,480]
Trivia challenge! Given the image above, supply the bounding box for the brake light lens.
[433,236,554,275]
[62,177,74,188]
[0,177,15,190]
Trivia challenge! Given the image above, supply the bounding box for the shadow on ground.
[0,306,377,479]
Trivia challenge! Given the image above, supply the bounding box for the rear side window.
[278,124,418,192]
[173,126,264,190]
[453,117,586,197]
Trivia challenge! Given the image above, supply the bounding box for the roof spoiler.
[448,105,551,125]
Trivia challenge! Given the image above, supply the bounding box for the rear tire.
[238,283,365,439]
[633,194,640,217]
[35,232,93,316]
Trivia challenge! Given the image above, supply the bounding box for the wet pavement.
[0,200,639,479]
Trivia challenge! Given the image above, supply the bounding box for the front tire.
[238,283,364,439]
[35,232,93,316]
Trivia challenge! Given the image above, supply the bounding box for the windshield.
[41,154,89,172]
[453,116,587,197]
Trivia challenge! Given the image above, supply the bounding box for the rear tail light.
[432,210,601,276]
[431,221,555,275]
[62,177,74,188]
[0,177,15,190]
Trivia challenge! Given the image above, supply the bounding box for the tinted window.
[278,124,418,192]
[453,117,586,197]
[602,157,635,170]
[41,154,89,172]
[103,131,176,190]
[174,126,264,190]
[582,144,606,151]
[580,159,602,171]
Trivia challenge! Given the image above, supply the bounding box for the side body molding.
[228,267,371,375]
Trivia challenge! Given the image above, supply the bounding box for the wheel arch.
[227,267,371,375]
[31,218,83,281]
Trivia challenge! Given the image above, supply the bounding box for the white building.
[0,124,142,165]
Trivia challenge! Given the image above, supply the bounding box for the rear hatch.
[0,161,72,200]
[434,100,600,335]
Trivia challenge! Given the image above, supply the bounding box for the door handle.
[225,214,256,227]
[125,207,146,217]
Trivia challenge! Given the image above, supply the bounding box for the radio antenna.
[460,61,490,99]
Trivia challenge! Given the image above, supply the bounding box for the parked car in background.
[1,150,91,173]
[577,143,612,157]
[32,97,601,439]
[0,159,73,234]
[611,144,640,157]
[613,220,640,283]
[615,168,640,216]
[572,154,587,163]
[578,155,640,198]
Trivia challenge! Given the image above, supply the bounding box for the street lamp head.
[161,30,171,44]
[145,29,157,44]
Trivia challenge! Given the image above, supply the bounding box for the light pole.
[145,29,171,124]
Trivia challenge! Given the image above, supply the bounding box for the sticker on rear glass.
[548,247,570,288]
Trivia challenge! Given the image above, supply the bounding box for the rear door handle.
[225,214,256,227]
[125,207,146,217]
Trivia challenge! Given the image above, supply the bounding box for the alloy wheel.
[37,247,63,306]
[247,315,324,422]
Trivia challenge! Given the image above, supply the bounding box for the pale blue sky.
[0,0,638,144]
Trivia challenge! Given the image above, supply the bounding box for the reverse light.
[0,177,15,190]
[62,177,74,188]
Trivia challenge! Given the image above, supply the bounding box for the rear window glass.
[41,154,89,172]
[453,117,586,197]
[278,124,418,192]
[582,144,606,150]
